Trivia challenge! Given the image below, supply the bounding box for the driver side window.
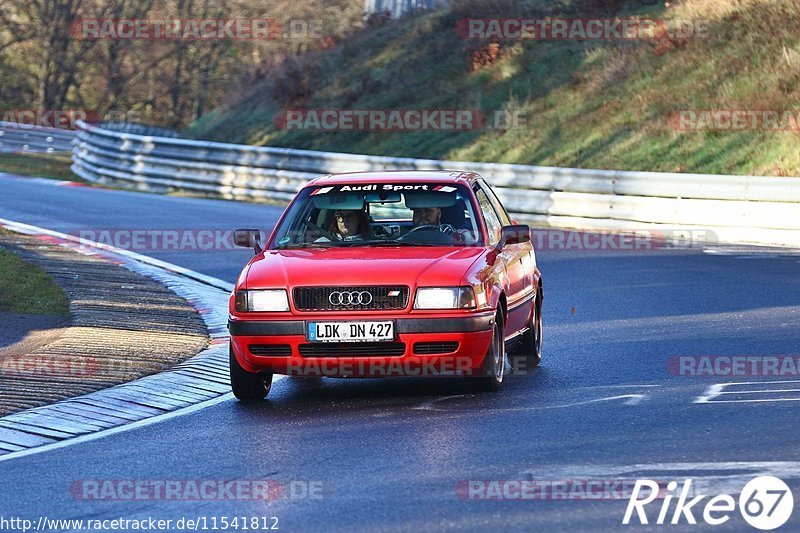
[475,189,502,246]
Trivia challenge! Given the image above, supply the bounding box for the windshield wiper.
[274,242,337,249]
[276,241,376,249]
[366,240,436,247]
[276,240,456,249]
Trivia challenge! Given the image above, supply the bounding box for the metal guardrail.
[0,121,178,154]
[71,120,800,247]
[98,122,182,138]
[0,122,76,153]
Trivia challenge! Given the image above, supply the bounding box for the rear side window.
[475,189,502,246]
[479,181,512,226]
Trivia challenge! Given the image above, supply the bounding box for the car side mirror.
[497,224,531,250]
[234,228,262,255]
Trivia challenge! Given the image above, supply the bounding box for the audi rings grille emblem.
[329,290,373,306]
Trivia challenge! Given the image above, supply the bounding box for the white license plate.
[307,321,394,343]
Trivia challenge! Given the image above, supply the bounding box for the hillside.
[187,0,800,176]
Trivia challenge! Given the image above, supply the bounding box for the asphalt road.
[1,173,799,532]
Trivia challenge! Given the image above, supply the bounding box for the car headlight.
[414,287,476,310]
[235,290,290,312]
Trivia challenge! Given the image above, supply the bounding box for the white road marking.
[703,247,800,257]
[414,387,654,412]
[523,462,800,477]
[546,394,647,408]
[581,384,661,389]
[719,389,800,394]
[701,398,800,403]
[695,380,800,403]
[709,379,800,386]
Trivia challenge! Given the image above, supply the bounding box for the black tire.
[229,344,272,401]
[473,312,505,392]
[509,291,543,375]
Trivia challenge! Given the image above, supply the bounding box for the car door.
[474,182,531,336]
[479,180,534,332]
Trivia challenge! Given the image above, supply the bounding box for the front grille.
[413,342,459,355]
[249,344,292,357]
[293,286,409,311]
[299,342,406,357]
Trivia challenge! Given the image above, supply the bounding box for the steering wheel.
[398,224,458,244]
[306,220,339,241]
[405,224,456,235]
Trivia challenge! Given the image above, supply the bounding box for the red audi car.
[228,171,543,400]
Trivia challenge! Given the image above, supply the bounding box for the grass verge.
[188,0,800,177]
[0,152,84,182]
[0,235,70,315]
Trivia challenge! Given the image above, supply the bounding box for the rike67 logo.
[624,476,794,530]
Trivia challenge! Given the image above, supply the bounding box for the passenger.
[316,209,369,242]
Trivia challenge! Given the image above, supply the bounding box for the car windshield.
[270,182,483,249]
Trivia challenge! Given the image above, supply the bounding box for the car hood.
[245,246,486,289]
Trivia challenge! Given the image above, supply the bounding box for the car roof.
[307,170,480,187]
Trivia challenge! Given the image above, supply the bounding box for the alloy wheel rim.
[535,305,542,357]
[494,322,503,381]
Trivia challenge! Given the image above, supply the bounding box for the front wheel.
[473,312,505,392]
[230,344,273,401]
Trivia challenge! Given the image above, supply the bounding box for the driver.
[411,207,441,227]
[409,206,474,243]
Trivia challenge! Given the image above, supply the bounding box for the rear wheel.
[230,344,272,401]
[473,312,505,392]
[509,291,542,374]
